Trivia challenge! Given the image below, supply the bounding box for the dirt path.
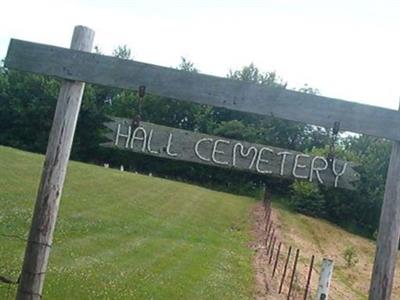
[250,202,285,300]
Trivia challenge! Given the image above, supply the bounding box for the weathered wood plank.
[15,26,95,300]
[369,139,400,300]
[5,39,400,141]
[102,117,359,190]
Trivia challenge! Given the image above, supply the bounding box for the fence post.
[15,26,95,300]
[279,246,292,294]
[315,258,334,300]
[288,249,300,299]
[269,236,277,264]
[303,255,315,300]
[265,222,273,245]
[272,242,282,278]
[266,228,275,253]
[265,207,272,230]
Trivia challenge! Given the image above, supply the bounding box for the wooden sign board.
[103,117,359,190]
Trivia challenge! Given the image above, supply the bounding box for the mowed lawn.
[0,146,255,299]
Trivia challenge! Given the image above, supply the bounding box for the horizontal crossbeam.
[5,39,400,141]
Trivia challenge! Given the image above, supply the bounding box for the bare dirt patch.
[250,202,285,300]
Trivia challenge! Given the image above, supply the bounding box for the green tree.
[290,180,325,217]
[112,45,132,59]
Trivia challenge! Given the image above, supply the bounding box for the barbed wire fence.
[260,187,331,300]
[0,233,26,299]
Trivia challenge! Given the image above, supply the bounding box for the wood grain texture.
[5,39,400,141]
[102,117,359,190]
[369,140,400,300]
[16,26,95,300]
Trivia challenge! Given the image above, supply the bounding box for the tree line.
[0,47,390,238]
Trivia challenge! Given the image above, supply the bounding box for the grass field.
[0,146,255,299]
[3,145,400,299]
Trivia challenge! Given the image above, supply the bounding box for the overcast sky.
[1,0,400,109]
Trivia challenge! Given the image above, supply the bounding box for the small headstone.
[120,165,124,172]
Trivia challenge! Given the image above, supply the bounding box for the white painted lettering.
[146,129,158,154]
[115,123,131,148]
[130,127,147,151]
[292,154,310,179]
[256,147,274,174]
[166,133,178,157]
[212,139,230,165]
[195,138,213,162]
[332,159,348,188]
[277,151,292,176]
[309,156,328,184]
[232,143,258,169]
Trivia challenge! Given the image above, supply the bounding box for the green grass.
[0,146,255,299]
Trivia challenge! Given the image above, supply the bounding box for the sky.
[1,0,400,109]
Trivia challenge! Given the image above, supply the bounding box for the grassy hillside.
[0,146,255,299]
[270,199,400,300]
[3,145,400,300]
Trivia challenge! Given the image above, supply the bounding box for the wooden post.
[304,255,315,300]
[369,102,400,300]
[315,258,333,300]
[16,26,94,300]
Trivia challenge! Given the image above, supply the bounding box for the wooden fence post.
[16,26,94,300]
[315,258,334,300]
[369,102,400,300]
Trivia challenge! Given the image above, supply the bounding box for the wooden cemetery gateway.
[4,26,400,300]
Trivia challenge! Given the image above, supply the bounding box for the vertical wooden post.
[315,258,333,300]
[369,102,400,300]
[16,26,94,300]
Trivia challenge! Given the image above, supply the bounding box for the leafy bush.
[343,246,359,267]
[290,180,325,217]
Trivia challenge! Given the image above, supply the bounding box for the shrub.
[290,180,325,217]
[343,246,359,267]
